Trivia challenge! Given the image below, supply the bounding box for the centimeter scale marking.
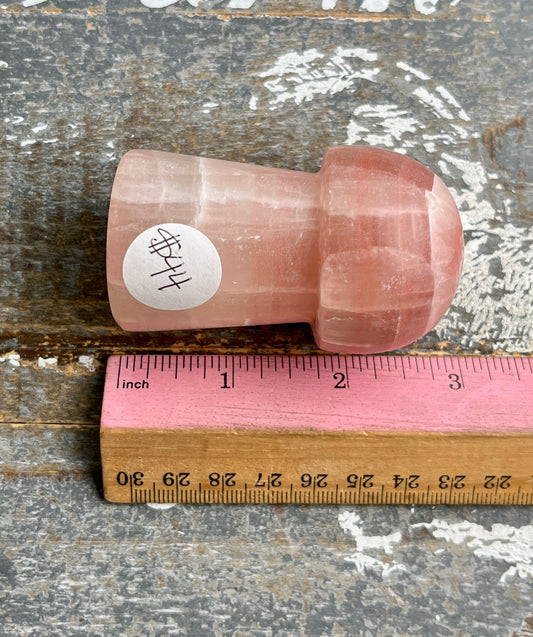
[100,354,533,505]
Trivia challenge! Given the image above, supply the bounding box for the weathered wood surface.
[1,1,532,634]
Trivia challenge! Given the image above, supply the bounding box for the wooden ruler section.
[101,429,533,505]
[100,354,533,505]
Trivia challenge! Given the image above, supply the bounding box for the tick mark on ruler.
[116,356,123,389]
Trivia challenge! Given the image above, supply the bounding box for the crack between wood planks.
[0,5,494,23]
[0,465,99,481]
[0,421,99,428]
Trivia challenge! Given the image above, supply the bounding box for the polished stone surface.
[108,147,463,353]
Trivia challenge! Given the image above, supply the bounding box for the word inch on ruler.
[100,354,533,505]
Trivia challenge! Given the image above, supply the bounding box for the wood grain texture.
[1,1,532,634]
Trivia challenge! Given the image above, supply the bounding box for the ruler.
[100,354,533,505]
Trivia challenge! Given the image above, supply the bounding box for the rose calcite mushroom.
[107,146,463,354]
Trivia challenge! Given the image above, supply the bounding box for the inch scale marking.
[101,354,533,505]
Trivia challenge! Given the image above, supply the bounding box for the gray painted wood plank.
[0,473,532,636]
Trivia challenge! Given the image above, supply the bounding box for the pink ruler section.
[100,354,533,433]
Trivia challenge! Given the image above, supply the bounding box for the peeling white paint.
[412,519,533,583]
[227,0,257,8]
[396,61,431,81]
[78,355,96,372]
[140,0,179,8]
[258,47,379,108]
[321,0,338,9]
[21,0,48,6]
[0,61,8,69]
[335,46,378,63]
[440,153,487,195]
[201,101,219,114]
[340,513,533,584]
[413,86,454,119]
[414,0,440,15]
[436,85,470,121]
[360,0,390,12]
[0,353,21,367]
[345,104,418,150]
[338,511,407,577]
[37,356,58,369]
[147,502,177,510]
[0,352,101,375]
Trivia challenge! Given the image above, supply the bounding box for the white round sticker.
[122,223,222,310]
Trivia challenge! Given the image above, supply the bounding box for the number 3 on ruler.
[448,373,462,390]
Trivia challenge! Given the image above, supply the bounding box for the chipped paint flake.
[140,0,179,7]
[436,85,470,121]
[37,356,58,369]
[227,0,257,7]
[396,61,431,81]
[338,511,406,577]
[78,355,96,372]
[0,353,21,367]
[360,0,390,11]
[31,123,48,134]
[413,86,454,119]
[147,502,177,510]
[334,46,378,63]
[414,0,440,15]
[201,101,219,114]
[321,0,338,8]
